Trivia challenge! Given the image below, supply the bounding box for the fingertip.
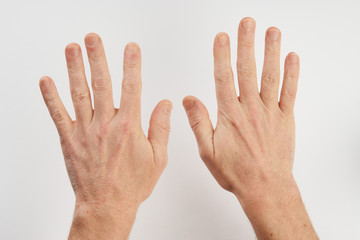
[39,76,51,90]
[159,99,172,114]
[267,26,281,32]
[123,42,141,64]
[286,52,300,64]
[65,43,81,58]
[85,32,101,40]
[125,42,140,50]
[182,95,196,111]
[84,33,101,48]
[215,32,230,47]
[241,17,256,24]
[124,42,141,59]
[266,27,281,41]
[240,17,256,32]
[183,95,196,102]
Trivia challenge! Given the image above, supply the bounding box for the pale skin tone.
[40,34,172,239]
[40,18,317,240]
[183,17,318,239]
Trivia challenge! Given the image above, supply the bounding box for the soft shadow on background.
[0,1,359,239]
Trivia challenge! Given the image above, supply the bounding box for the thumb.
[148,100,173,165]
[183,96,214,160]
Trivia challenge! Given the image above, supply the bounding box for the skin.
[39,34,172,239]
[183,17,319,239]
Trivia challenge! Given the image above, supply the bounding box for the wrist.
[69,200,139,240]
[234,174,301,213]
[234,175,318,239]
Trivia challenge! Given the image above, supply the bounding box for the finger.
[39,77,74,141]
[117,43,142,125]
[84,33,114,122]
[65,43,93,127]
[213,33,238,112]
[279,53,300,114]
[148,100,172,166]
[260,27,282,107]
[237,17,259,104]
[183,96,214,160]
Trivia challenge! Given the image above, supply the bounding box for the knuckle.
[95,124,111,142]
[236,63,256,78]
[67,64,82,75]
[124,62,138,69]
[249,115,261,128]
[262,73,278,87]
[215,70,233,83]
[286,72,298,81]
[45,96,56,106]
[122,79,140,95]
[238,38,254,47]
[282,89,296,99]
[71,89,90,105]
[51,110,64,123]
[117,119,135,136]
[92,76,110,91]
[88,54,102,63]
[150,114,171,134]
[265,46,279,55]
[157,122,171,133]
[119,121,131,132]
[190,118,202,132]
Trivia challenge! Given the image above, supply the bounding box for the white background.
[1,0,360,239]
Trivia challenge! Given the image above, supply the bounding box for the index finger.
[213,33,238,112]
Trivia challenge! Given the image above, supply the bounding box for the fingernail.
[40,77,49,89]
[183,100,195,111]
[217,33,229,47]
[67,45,79,57]
[288,52,299,64]
[242,19,254,32]
[268,28,280,41]
[125,43,139,57]
[85,34,99,47]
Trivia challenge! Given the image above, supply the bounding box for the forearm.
[68,201,138,240]
[235,176,318,240]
